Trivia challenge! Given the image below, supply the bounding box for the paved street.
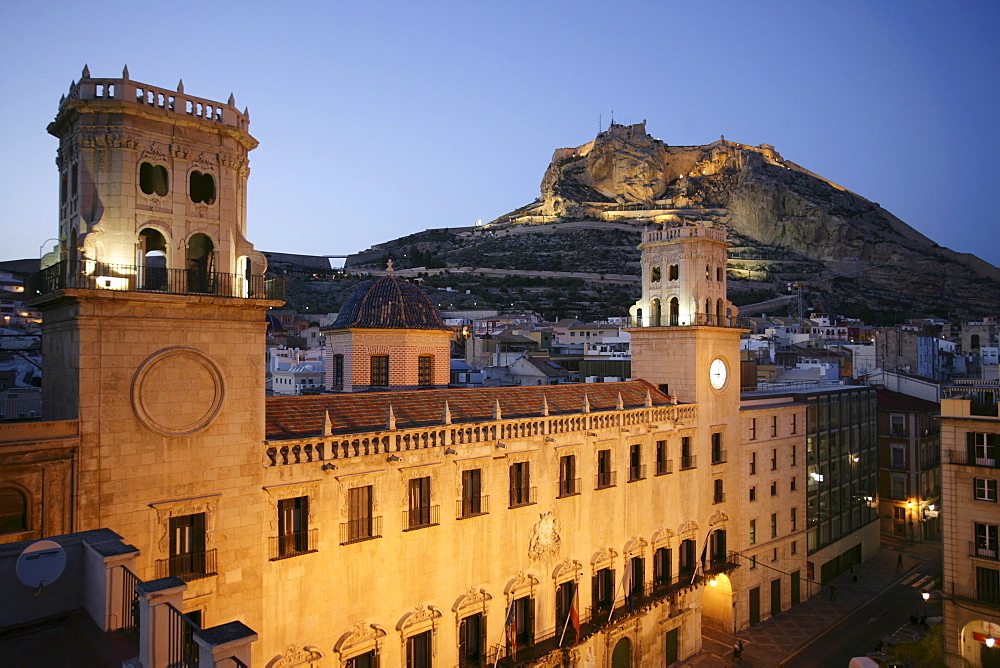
[681,537,942,667]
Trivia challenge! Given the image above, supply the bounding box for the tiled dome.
[330,275,449,330]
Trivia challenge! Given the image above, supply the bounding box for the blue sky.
[2,1,998,267]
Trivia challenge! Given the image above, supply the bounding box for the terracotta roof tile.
[265,380,668,441]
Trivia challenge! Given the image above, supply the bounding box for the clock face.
[709,358,728,390]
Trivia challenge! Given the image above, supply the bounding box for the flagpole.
[557,581,577,646]
[493,597,516,667]
[609,561,630,624]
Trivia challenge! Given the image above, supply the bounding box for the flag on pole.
[623,558,634,612]
[570,583,581,642]
[506,602,517,662]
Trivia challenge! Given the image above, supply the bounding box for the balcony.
[630,313,751,328]
[947,450,998,469]
[628,465,647,483]
[155,548,217,581]
[680,455,697,471]
[970,541,999,561]
[558,478,582,498]
[403,505,440,531]
[711,449,728,465]
[596,471,617,490]
[340,516,383,544]
[509,486,537,509]
[950,583,1000,609]
[269,528,319,560]
[655,459,674,476]
[457,495,490,519]
[713,492,726,505]
[27,260,285,301]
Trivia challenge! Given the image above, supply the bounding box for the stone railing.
[64,73,249,131]
[265,404,697,467]
[641,225,727,244]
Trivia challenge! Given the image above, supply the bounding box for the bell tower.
[627,221,741,414]
[28,66,283,592]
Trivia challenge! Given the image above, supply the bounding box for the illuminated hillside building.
[0,69,879,667]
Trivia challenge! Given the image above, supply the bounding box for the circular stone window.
[131,347,225,437]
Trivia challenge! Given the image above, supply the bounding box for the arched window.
[186,233,215,293]
[669,298,679,326]
[0,487,28,534]
[139,162,169,196]
[668,265,679,281]
[971,334,981,350]
[717,299,725,325]
[138,228,168,290]
[189,171,215,205]
[650,299,661,327]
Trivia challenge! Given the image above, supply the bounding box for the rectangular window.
[771,416,778,437]
[168,513,207,579]
[791,507,797,531]
[975,523,998,559]
[750,418,757,440]
[890,414,906,437]
[629,556,645,599]
[713,479,725,504]
[653,547,672,587]
[891,444,906,470]
[655,440,670,475]
[418,355,433,386]
[790,477,797,492]
[974,478,998,502]
[890,475,906,500]
[509,462,532,507]
[679,539,696,576]
[969,432,999,466]
[592,568,615,612]
[555,581,575,637]
[333,354,344,389]
[749,486,757,502]
[406,630,432,668]
[770,482,778,497]
[771,513,778,539]
[370,355,389,387]
[277,496,311,558]
[791,445,797,467]
[749,519,757,545]
[771,448,778,471]
[346,485,376,543]
[977,567,1000,604]
[461,469,483,517]
[791,413,797,434]
[597,449,614,488]
[407,477,433,529]
[459,612,485,668]
[513,596,534,648]
[628,444,644,481]
[559,455,578,497]
[681,437,695,470]
[750,452,757,475]
[711,432,725,464]
[346,650,377,668]
[791,541,797,555]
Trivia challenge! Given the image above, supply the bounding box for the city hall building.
[0,69,879,667]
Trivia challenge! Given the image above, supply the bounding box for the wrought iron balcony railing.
[340,516,383,544]
[155,548,217,581]
[26,260,285,301]
[269,529,319,560]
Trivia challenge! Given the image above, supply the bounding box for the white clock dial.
[709,358,728,390]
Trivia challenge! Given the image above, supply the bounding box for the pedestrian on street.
[733,640,743,663]
[897,552,904,570]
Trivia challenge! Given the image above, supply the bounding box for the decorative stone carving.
[131,347,225,437]
[141,145,169,163]
[708,510,729,526]
[551,558,582,583]
[623,536,648,557]
[334,470,386,518]
[651,528,675,547]
[677,519,698,536]
[504,571,539,597]
[528,511,561,562]
[263,480,321,533]
[152,495,219,553]
[397,604,441,635]
[453,586,492,613]
[333,621,386,659]
[272,643,323,667]
[590,546,618,568]
[191,153,215,170]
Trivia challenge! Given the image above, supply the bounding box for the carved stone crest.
[272,643,323,668]
[528,511,561,561]
[651,528,675,547]
[709,510,729,526]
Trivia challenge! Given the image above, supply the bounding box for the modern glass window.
[370,355,389,387]
[974,478,998,502]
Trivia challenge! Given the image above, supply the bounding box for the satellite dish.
[16,540,67,594]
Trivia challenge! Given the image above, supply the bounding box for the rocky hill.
[341,123,1000,322]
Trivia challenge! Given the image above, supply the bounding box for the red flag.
[570,586,581,642]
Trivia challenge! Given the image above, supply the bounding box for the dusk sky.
[2,1,998,267]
